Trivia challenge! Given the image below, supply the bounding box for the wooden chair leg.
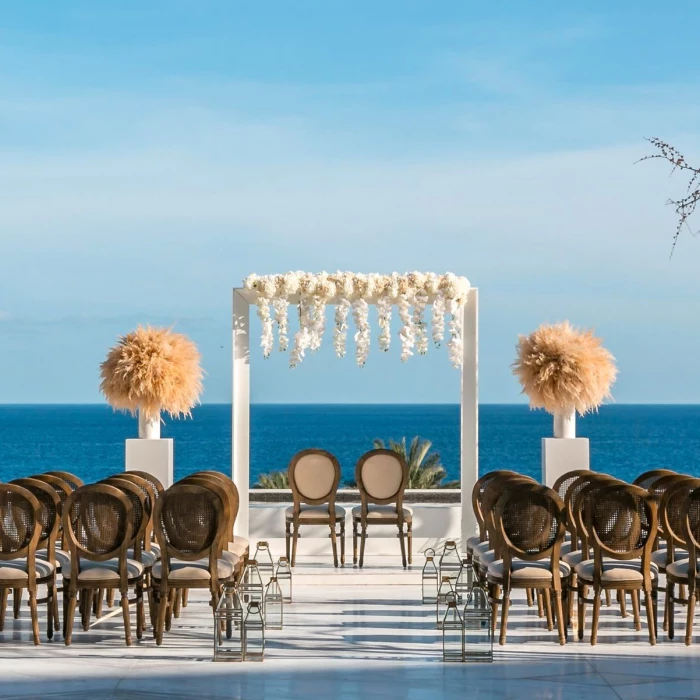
[619,589,627,618]
[13,588,22,619]
[107,589,116,607]
[605,589,612,607]
[407,522,413,566]
[291,523,300,567]
[28,592,40,646]
[526,588,534,607]
[82,589,93,631]
[667,581,675,640]
[359,526,367,568]
[491,584,500,636]
[165,589,175,632]
[631,589,641,631]
[121,592,132,647]
[554,590,566,645]
[340,524,346,567]
[499,588,510,646]
[577,584,586,641]
[398,524,407,569]
[644,588,656,645]
[173,589,182,618]
[64,591,77,646]
[0,588,8,631]
[543,589,554,632]
[685,587,696,646]
[285,521,291,562]
[46,584,54,641]
[94,588,104,619]
[330,523,339,568]
[136,581,144,641]
[590,587,602,646]
[182,588,189,608]
[536,589,544,618]
[52,584,60,632]
[353,522,358,565]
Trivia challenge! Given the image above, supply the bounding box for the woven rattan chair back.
[154,484,225,564]
[660,477,700,552]
[192,471,240,532]
[288,449,341,510]
[553,470,594,506]
[472,470,518,542]
[650,474,693,538]
[44,471,84,491]
[587,483,657,563]
[632,469,676,491]
[30,473,72,517]
[495,482,565,564]
[355,449,408,506]
[128,471,164,500]
[116,473,156,549]
[179,475,235,550]
[0,483,42,564]
[482,474,534,559]
[102,477,148,560]
[682,486,700,583]
[10,477,61,563]
[569,474,618,555]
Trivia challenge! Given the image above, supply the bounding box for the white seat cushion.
[667,559,696,581]
[477,549,497,568]
[152,558,235,582]
[228,537,249,559]
[487,559,571,584]
[472,542,492,564]
[576,559,658,584]
[562,550,584,568]
[0,558,55,583]
[62,558,144,583]
[128,549,158,568]
[466,536,482,555]
[352,505,413,521]
[651,548,688,570]
[286,504,346,521]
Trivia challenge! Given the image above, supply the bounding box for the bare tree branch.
[637,137,700,255]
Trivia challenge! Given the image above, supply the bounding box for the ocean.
[0,404,699,486]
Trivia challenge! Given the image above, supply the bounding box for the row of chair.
[466,468,700,646]
[0,469,248,646]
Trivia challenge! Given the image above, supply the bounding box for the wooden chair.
[650,474,695,574]
[286,450,345,567]
[662,478,700,641]
[151,483,233,645]
[577,483,659,645]
[633,469,676,490]
[353,449,411,568]
[487,483,569,646]
[62,484,144,646]
[0,483,56,645]
[44,471,84,492]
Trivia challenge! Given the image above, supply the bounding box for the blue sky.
[1,1,700,404]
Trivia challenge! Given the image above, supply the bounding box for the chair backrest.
[192,471,240,534]
[587,483,657,566]
[482,474,534,558]
[30,473,72,517]
[682,486,700,581]
[494,483,566,587]
[63,484,133,566]
[153,484,226,588]
[179,475,234,548]
[632,469,676,490]
[11,477,61,563]
[0,483,42,572]
[127,471,164,500]
[117,473,157,549]
[102,477,148,560]
[44,471,84,491]
[471,470,518,542]
[567,473,616,550]
[355,449,408,507]
[650,473,693,537]
[288,449,341,510]
[660,477,700,556]
[552,469,595,505]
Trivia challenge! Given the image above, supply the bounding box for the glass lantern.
[436,576,455,629]
[264,576,284,630]
[254,541,275,583]
[422,548,438,604]
[454,557,473,603]
[240,560,264,605]
[276,556,292,604]
[439,540,462,588]
[463,585,493,662]
[442,597,465,662]
[213,585,243,662]
[242,601,265,661]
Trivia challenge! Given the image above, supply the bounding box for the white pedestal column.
[541,437,589,487]
[125,438,174,488]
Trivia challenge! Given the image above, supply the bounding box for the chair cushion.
[352,505,413,521]
[152,558,235,582]
[286,505,346,521]
[149,542,161,558]
[666,559,696,581]
[466,536,482,555]
[228,537,249,559]
[477,549,497,568]
[651,548,688,570]
[0,558,55,583]
[487,559,571,584]
[576,559,658,584]
[128,549,158,568]
[560,541,574,557]
[562,550,584,568]
[62,557,144,582]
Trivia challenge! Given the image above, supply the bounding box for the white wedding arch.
[231,271,479,548]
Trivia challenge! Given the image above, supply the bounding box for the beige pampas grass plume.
[512,321,617,415]
[100,326,204,421]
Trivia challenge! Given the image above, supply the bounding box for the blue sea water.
[0,404,699,486]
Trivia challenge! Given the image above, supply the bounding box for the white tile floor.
[1,558,699,699]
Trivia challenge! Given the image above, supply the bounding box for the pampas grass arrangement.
[512,321,617,416]
[100,326,203,421]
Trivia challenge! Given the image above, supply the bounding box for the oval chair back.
[10,477,61,565]
[633,469,676,491]
[44,471,84,492]
[471,470,518,543]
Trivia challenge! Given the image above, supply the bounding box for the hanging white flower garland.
[243,271,470,368]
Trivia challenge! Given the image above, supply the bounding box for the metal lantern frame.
[254,541,275,582]
[422,548,439,605]
[439,540,463,587]
[463,585,493,662]
[442,598,465,662]
[264,576,284,630]
[240,559,265,605]
[213,584,244,662]
[242,601,266,661]
[436,576,456,630]
[454,556,473,603]
[276,556,293,604]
